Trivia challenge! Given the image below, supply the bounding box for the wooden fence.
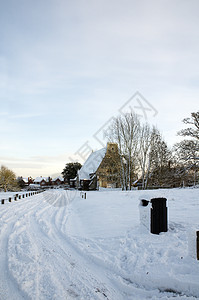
[0,190,43,205]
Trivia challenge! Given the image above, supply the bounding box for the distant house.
[52,176,64,186]
[34,176,52,186]
[22,178,29,185]
[19,177,33,187]
[76,143,121,190]
[28,177,34,184]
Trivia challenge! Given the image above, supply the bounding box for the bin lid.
[140,199,150,207]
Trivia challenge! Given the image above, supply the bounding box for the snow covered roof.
[52,176,64,182]
[34,176,50,183]
[78,147,106,180]
[23,178,29,183]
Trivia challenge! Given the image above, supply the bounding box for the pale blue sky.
[0,0,199,177]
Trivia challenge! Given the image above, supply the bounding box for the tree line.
[105,110,199,190]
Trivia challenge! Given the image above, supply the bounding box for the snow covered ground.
[0,188,199,299]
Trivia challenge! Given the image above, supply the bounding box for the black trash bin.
[151,198,168,234]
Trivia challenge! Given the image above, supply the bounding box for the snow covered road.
[0,189,199,299]
[0,190,120,299]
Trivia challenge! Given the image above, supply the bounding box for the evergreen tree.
[62,162,82,184]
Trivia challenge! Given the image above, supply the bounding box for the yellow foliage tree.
[0,165,17,192]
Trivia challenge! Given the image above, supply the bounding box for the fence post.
[1,199,4,204]
[14,196,17,201]
[19,195,21,199]
[9,197,12,202]
[197,231,199,260]
[85,193,86,199]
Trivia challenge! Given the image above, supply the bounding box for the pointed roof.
[23,178,29,183]
[34,176,50,183]
[78,147,106,180]
[52,176,64,182]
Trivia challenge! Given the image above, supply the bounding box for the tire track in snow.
[7,192,72,299]
[40,192,122,299]
[33,191,167,299]
[5,190,88,299]
[0,194,44,300]
[0,222,29,300]
[27,190,119,299]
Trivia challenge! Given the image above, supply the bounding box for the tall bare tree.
[138,123,152,189]
[106,112,141,190]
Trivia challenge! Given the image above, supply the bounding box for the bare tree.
[178,111,199,140]
[138,123,152,189]
[175,111,199,186]
[106,112,141,190]
[106,113,171,189]
[173,140,199,186]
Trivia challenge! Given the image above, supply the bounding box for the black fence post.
[1,199,4,204]
[197,231,199,260]
[9,197,12,202]
[18,195,21,199]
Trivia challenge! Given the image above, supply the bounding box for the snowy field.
[0,188,199,300]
